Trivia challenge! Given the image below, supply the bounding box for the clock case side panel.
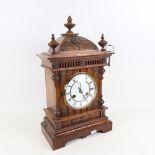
[45,68,57,111]
[40,58,63,124]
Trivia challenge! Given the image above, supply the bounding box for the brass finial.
[64,16,75,33]
[98,34,108,51]
[48,34,59,54]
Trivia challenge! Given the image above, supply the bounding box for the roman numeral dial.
[64,73,97,110]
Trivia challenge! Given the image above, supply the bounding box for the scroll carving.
[52,63,59,69]
[52,71,61,86]
[98,98,105,108]
[60,70,67,79]
[62,109,68,116]
[71,37,80,49]
[99,67,105,79]
[54,110,61,119]
[42,121,48,128]
[93,67,99,74]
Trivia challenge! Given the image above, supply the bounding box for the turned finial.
[64,16,75,33]
[98,34,108,51]
[48,34,59,54]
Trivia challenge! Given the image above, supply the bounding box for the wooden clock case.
[37,16,114,150]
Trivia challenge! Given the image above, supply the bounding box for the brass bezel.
[64,72,98,110]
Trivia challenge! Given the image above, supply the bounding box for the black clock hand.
[78,82,86,98]
[78,83,83,93]
[79,88,86,99]
[78,87,82,93]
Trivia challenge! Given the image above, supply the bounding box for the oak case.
[37,16,114,150]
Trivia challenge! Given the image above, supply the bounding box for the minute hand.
[78,87,83,93]
[78,83,82,93]
[78,83,85,98]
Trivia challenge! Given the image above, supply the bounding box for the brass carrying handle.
[104,45,114,66]
[105,44,114,52]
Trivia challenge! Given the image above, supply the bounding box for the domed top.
[48,35,98,53]
[48,16,98,53]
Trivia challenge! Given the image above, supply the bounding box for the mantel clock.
[37,16,114,150]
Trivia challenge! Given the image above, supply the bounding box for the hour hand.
[78,83,83,93]
[78,87,82,93]
[78,88,85,98]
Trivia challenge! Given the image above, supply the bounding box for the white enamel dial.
[64,73,97,110]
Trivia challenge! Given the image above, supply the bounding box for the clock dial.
[64,73,97,110]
